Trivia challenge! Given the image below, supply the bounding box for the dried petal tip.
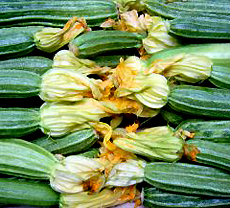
[106,159,146,187]
[50,155,104,193]
[35,17,89,53]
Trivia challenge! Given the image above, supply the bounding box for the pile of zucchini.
[0,0,230,208]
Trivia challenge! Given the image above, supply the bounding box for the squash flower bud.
[40,98,111,137]
[50,155,104,193]
[40,68,102,102]
[105,159,146,187]
[35,17,90,53]
[114,126,184,162]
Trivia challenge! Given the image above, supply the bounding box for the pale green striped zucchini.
[144,162,230,197]
[0,178,59,206]
[69,30,145,58]
[168,85,230,119]
[176,119,230,143]
[32,128,98,155]
[144,186,230,208]
[184,139,230,171]
[0,0,118,28]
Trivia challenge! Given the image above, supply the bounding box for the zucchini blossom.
[60,186,140,208]
[113,56,170,109]
[113,126,184,162]
[50,155,105,194]
[40,98,111,137]
[35,17,90,53]
[40,68,102,102]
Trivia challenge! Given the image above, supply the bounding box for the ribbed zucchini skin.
[144,0,230,20]
[169,17,230,40]
[69,30,145,58]
[0,178,59,206]
[0,70,41,98]
[176,119,230,143]
[184,139,230,171]
[209,65,230,89]
[168,85,230,119]
[144,162,230,197]
[0,0,118,28]
[32,128,99,155]
[0,56,53,75]
[0,26,43,60]
[0,139,58,179]
[147,43,230,67]
[144,186,230,208]
[0,107,40,137]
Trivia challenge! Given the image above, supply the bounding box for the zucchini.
[144,0,230,20]
[0,70,41,98]
[78,148,100,158]
[0,56,53,75]
[176,119,230,143]
[0,0,118,28]
[169,16,230,40]
[0,26,43,60]
[168,85,230,119]
[69,30,145,58]
[144,162,230,197]
[0,107,40,137]
[184,139,230,171]
[209,65,230,89]
[144,186,230,208]
[0,178,59,206]
[0,138,58,179]
[32,128,99,155]
[147,43,230,67]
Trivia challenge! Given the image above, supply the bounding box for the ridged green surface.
[0,0,118,28]
[0,139,58,179]
[185,139,230,171]
[209,65,230,89]
[144,162,230,197]
[144,187,230,208]
[0,70,41,98]
[0,26,43,59]
[144,0,230,20]
[147,43,230,66]
[169,17,230,39]
[0,56,53,75]
[32,128,98,155]
[69,30,145,58]
[0,178,59,206]
[0,107,41,137]
[176,119,230,143]
[168,85,230,119]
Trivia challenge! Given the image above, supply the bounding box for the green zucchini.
[184,139,230,171]
[0,138,58,179]
[144,186,230,208]
[0,56,53,75]
[176,119,230,143]
[69,30,145,58]
[169,16,230,40]
[144,162,230,197]
[78,148,100,158]
[0,70,41,98]
[168,85,230,119]
[32,128,99,155]
[0,107,40,137]
[209,65,230,89]
[147,43,230,67]
[0,178,59,206]
[144,0,230,20]
[0,26,43,60]
[0,0,118,28]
